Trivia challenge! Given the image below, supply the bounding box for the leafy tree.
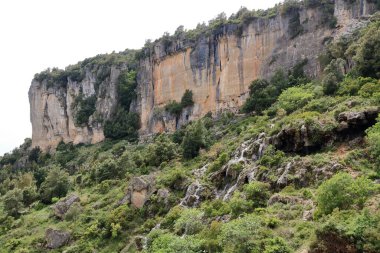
[165,101,183,117]
[242,79,274,113]
[181,89,194,108]
[39,166,70,204]
[366,118,380,172]
[73,95,97,126]
[322,59,345,95]
[104,109,140,141]
[165,90,195,117]
[94,158,124,182]
[277,86,315,113]
[352,21,380,78]
[28,147,41,163]
[3,189,23,218]
[22,187,38,207]
[147,134,178,166]
[243,182,271,208]
[182,121,209,159]
[337,76,376,96]
[316,173,376,216]
[174,209,204,235]
[118,70,137,110]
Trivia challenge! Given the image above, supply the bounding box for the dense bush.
[366,118,380,172]
[73,94,97,126]
[165,90,195,117]
[182,121,209,159]
[316,172,376,216]
[118,70,137,110]
[3,189,23,218]
[277,85,315,113]
[242,61,308,114]
[337,76,377,96]
[104,109,140,141]
[94,158,124,183]
[39,166,70,204]
[351,21,380,78]
[243,181,271,208]
[311,209,380,253]
[174,208,204,235]
[165,101,183,117]
[218,214,291,253]
[147,134,178,166]
[322,59,345,95]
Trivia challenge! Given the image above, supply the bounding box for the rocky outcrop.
[337,107,379,135]
[29,65,124,151]
[119,175,156,208]
[53,194,80,219]
[29,0,378,151]
[45,228,70,249]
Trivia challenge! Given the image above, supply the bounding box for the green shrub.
[118,70,137,110]
[181,89,194,107]
[3,189,23,218]
[147,134,178,166]
[39,166,70,204]
[148,230,203,253]
[182,121,209,159]
[208,152,229,173]
[229,191,254,217]
[358,79,380,99]
[217,214,278,252]
[55,141,78,166]
[337,76,377,96]
[104,109,140,141]
[242,62,308,114]
[165,101,183,117]
[316,173,376,216]
[322,59,345,95]
[94,158,124,182]
[311,209,380,253]
[21,187,38,206]
[174,208,204,235]
[351,21,380,78]
[158,168,188,190]
[366,118,380,172]
[202,199,231,218]
[243,182,271,208]
[258,145,286,168]
[277,85,315,113]
[165,90,195,117]
[73,95,97,126]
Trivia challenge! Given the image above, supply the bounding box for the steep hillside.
[29,0,377,151]
[1,0,380,253]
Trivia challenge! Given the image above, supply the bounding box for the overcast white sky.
[0,0,282,155]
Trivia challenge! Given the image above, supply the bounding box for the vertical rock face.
[29,0,377,150]
[29,65,125,151]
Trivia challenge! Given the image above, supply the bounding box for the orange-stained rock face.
[137,9,322,134]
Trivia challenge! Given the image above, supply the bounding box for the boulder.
[268,194,304,205]
[120,175,156,208]
[337,107,379,134]
[45,228,70,249]
[53,194,80,219]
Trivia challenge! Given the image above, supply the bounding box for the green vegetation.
[103,109,140,141]
[242,59,308,114]
[72,94,97,126]
[315,172,376,216]
[165,89,194,118]
[2,2,380,253]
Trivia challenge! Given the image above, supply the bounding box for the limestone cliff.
[29,0,378,150]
